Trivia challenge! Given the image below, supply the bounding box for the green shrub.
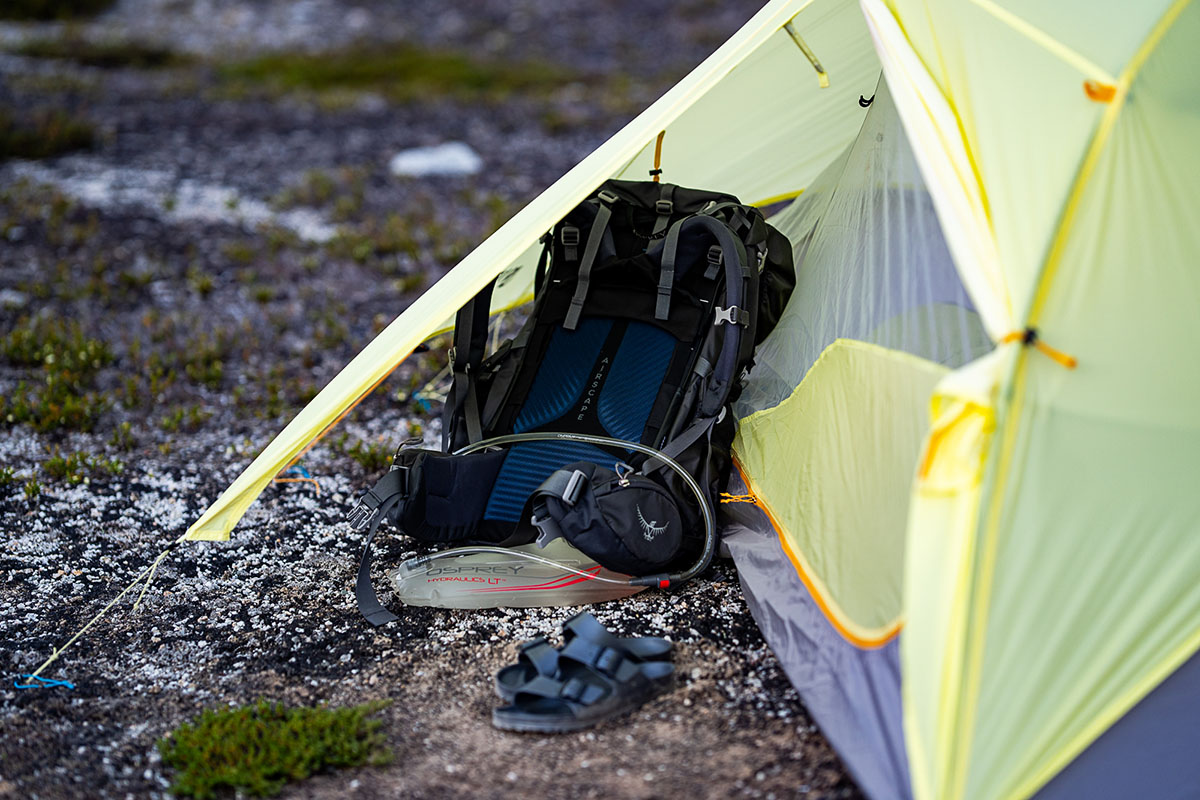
[43,451,90,483]
[158,700,391,799]
[0,109,94,161]
[41,451,124,483]
[219,42,571,103]
[0,317,114,432]
[13,37,188,69]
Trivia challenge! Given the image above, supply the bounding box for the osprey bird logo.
[636,505,669,541]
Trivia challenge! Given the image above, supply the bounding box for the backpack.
[348,179,795,625]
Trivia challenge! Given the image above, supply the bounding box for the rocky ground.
[0,2,862,798]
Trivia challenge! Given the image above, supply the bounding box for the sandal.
[493,612,673,702]
[492,644,674,733]
[493,636,560,702]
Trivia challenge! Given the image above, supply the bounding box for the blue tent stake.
[14,674,75,690]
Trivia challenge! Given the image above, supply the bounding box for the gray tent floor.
[0,1,861,798]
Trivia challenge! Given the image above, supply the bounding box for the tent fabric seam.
[733,459,903,649]
[1026,0,1192,327]
[862,0,1013,335]
[967,0,1116,84]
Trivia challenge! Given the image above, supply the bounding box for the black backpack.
[348,179,794,625]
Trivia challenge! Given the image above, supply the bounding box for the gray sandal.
[493,613,673,702]
[492,644,674,733]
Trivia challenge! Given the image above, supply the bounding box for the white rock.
[389,142,483,177]
[0,288,28,309]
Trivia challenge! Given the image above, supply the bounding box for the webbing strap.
[644,413,717,475]
[564,197,615,330]
[354,491,404,627]
[656,218,683,320]
[650,184,675,238]
[446,280,495,446]
[534,468,589,506]
[530,468,589,548]
[463,377,483,443]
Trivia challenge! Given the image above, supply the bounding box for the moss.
[158,700,390,799]
[186,265,216,298]
[219,42,574,103]
[109,421,135,451]
[0,0,114,21]
[43,451,90,483]
[221,240,257,266]
[331,436,395,473]
[272,166,367,224]
[13,36,190,69]
[159,405,211,433]
[0,317,114,432]
[0,109,95,161]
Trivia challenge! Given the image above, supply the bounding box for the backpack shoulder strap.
[443,278,495,448]
[564,190,619,330]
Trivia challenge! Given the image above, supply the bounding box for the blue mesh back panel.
[512,318,612,433]
[483,440,616,522]
[484,319,678,522]
[597,323,675,440]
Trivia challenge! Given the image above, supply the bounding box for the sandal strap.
[560,676,606,704]
[518,637,559,677]
[519,635,550,652]
[559,637,638,682]
[562,611,620,649]
[515,674,608,706]
[561,612,672,661]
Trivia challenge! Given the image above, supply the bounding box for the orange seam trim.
[733,459,902,649]
[999,330,1078,369]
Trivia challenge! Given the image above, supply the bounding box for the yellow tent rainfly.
[171,1,1200,798]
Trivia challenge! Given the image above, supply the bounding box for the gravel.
[0,1,863,797]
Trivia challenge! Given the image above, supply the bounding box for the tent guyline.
[998,327,1078,369]
[23,532,188,682]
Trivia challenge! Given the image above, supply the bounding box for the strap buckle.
[655,199,674,215]
[713,305,749,327]
[531,503,563,549]
[560,226,580,246]
[346,466,409,531]
[597,190,620,206]
[346,501,376,532]
[562,469,587,505]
